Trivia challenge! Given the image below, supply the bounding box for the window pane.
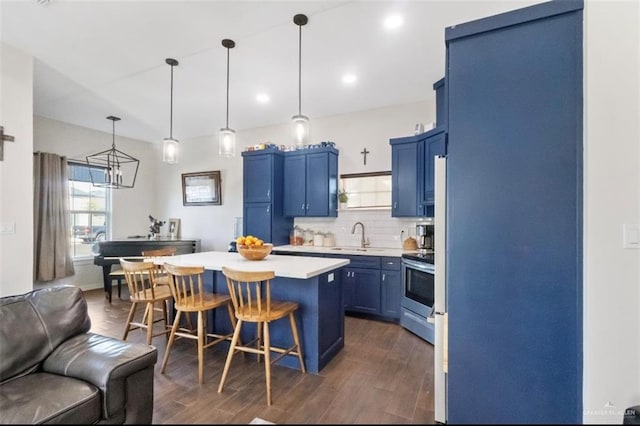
[340,172,392,209]
[68,162,110,258]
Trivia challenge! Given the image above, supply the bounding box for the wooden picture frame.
[167,218,181,239]
[181,171,221,206]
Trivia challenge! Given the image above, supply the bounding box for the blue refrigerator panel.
[444,1,583,423]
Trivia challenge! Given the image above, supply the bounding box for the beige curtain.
[33,152,75,281]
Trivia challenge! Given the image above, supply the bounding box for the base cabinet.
[381,257,401,320]
[343,267,381,315]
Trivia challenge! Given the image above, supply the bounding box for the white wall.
[0,43,33,297]
[157,100,433,253]
[33,116,159,291]
[583,0,640,423]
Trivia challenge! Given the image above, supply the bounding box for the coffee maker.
[415,222,435,252]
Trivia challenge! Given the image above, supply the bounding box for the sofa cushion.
[0,286,91,382]
[43,332,158,419]
[0,372,101,424]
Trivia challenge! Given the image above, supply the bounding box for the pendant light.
[219,39,236,158]
[162,58,180,164]
[292,13,309,147]
[86,116,139,189]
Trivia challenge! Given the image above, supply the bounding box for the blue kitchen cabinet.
[243,151,274,203]
[242,149,292,245]
[381,257,401,320]
[346,267,381,315]
[444,1,583,423]
[391,128,446,217]
[423,131,447,207]
[433,77,446,129]
[390,138,421,217]
[283,147,338,217]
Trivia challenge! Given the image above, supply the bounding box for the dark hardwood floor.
[84,288,435,424]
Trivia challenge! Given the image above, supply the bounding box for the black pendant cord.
[169,63,174,139]
[298,22,302,116]
[111,119,116,149]
[226,46,230,129]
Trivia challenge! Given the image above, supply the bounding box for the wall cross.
[360,147,370,165]
[0,126,15,162]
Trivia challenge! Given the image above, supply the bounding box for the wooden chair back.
[141,247,177,257]
[163,263,209,310]
[221,267,275,321]
[120,259,158,300]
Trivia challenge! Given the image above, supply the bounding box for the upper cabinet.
[433,77,447,130]
[283,147,338,217]
[390,128,447,217]
[243,153,274,203]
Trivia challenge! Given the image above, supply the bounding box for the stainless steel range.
[400,250,435,344]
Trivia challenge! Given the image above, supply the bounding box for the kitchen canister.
[323,232,336,247]
[313,232,325,247]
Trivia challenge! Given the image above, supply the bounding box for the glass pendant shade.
[292,114,309,147]
[162,137,179,164]
[219,127,236,157]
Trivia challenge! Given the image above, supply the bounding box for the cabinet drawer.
[380,257,401,270]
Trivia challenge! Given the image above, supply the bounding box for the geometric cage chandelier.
[86,115,139,189]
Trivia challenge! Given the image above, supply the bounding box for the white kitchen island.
[153,250,350,374]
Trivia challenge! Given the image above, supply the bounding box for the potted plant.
[338,188,348,209]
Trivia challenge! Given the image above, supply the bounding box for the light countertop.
[273,244,405,257]
[151,250,349,280]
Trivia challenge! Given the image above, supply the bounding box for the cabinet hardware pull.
[301,203,305,210]
[267,189,270,198]
[267,205,270,213]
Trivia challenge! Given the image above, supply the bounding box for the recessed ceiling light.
[256,93,270,104]
[384,14,404,30]
[342,74,357,85]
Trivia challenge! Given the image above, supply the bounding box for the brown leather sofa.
[0,285,158,424]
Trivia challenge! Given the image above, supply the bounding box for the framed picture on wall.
[181,171,221,206]
[167,218,181,239]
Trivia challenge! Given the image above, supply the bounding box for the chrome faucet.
[351,221,369,248]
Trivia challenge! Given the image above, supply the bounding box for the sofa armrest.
[42,332,157,423]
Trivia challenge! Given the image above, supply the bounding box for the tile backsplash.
[294,209,433,248]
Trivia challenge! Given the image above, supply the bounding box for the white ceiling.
[1,0,537,143]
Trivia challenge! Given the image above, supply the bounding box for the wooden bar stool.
[218,266,306,406]
[120,259,173,346]
[161,263,236,385]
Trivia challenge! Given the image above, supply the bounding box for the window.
[339,171,392,209]
[68,162,110,258]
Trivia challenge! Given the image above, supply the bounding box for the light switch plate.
[0,222,16,234]
[623,224,640,249]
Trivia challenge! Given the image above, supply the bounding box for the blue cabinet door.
[283,154,306,216]
[243,203,271,242]
[423,132,447,206]
[391,141,421,217]
[318,271,344,357]
[305,152,331,216]
[351,267,381,315]
[381,271,400,320]
[243,154,272,203]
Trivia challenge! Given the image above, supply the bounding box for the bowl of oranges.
[236,235,273,260]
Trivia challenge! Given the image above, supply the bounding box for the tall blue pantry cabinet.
[444,0,583,423]
[242,149,292,245]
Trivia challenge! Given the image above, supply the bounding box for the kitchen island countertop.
[152,250,349,280]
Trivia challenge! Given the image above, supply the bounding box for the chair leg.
[289,312,306,373]
[123,302,137,341]
[263,321,272,406]
[161,310,182,374]
[197,311,205,385]
[218,319,243,394]
[145,301,154,346]
[117,279,122,299]
[256,321,263,364]
[162,300,170,342]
